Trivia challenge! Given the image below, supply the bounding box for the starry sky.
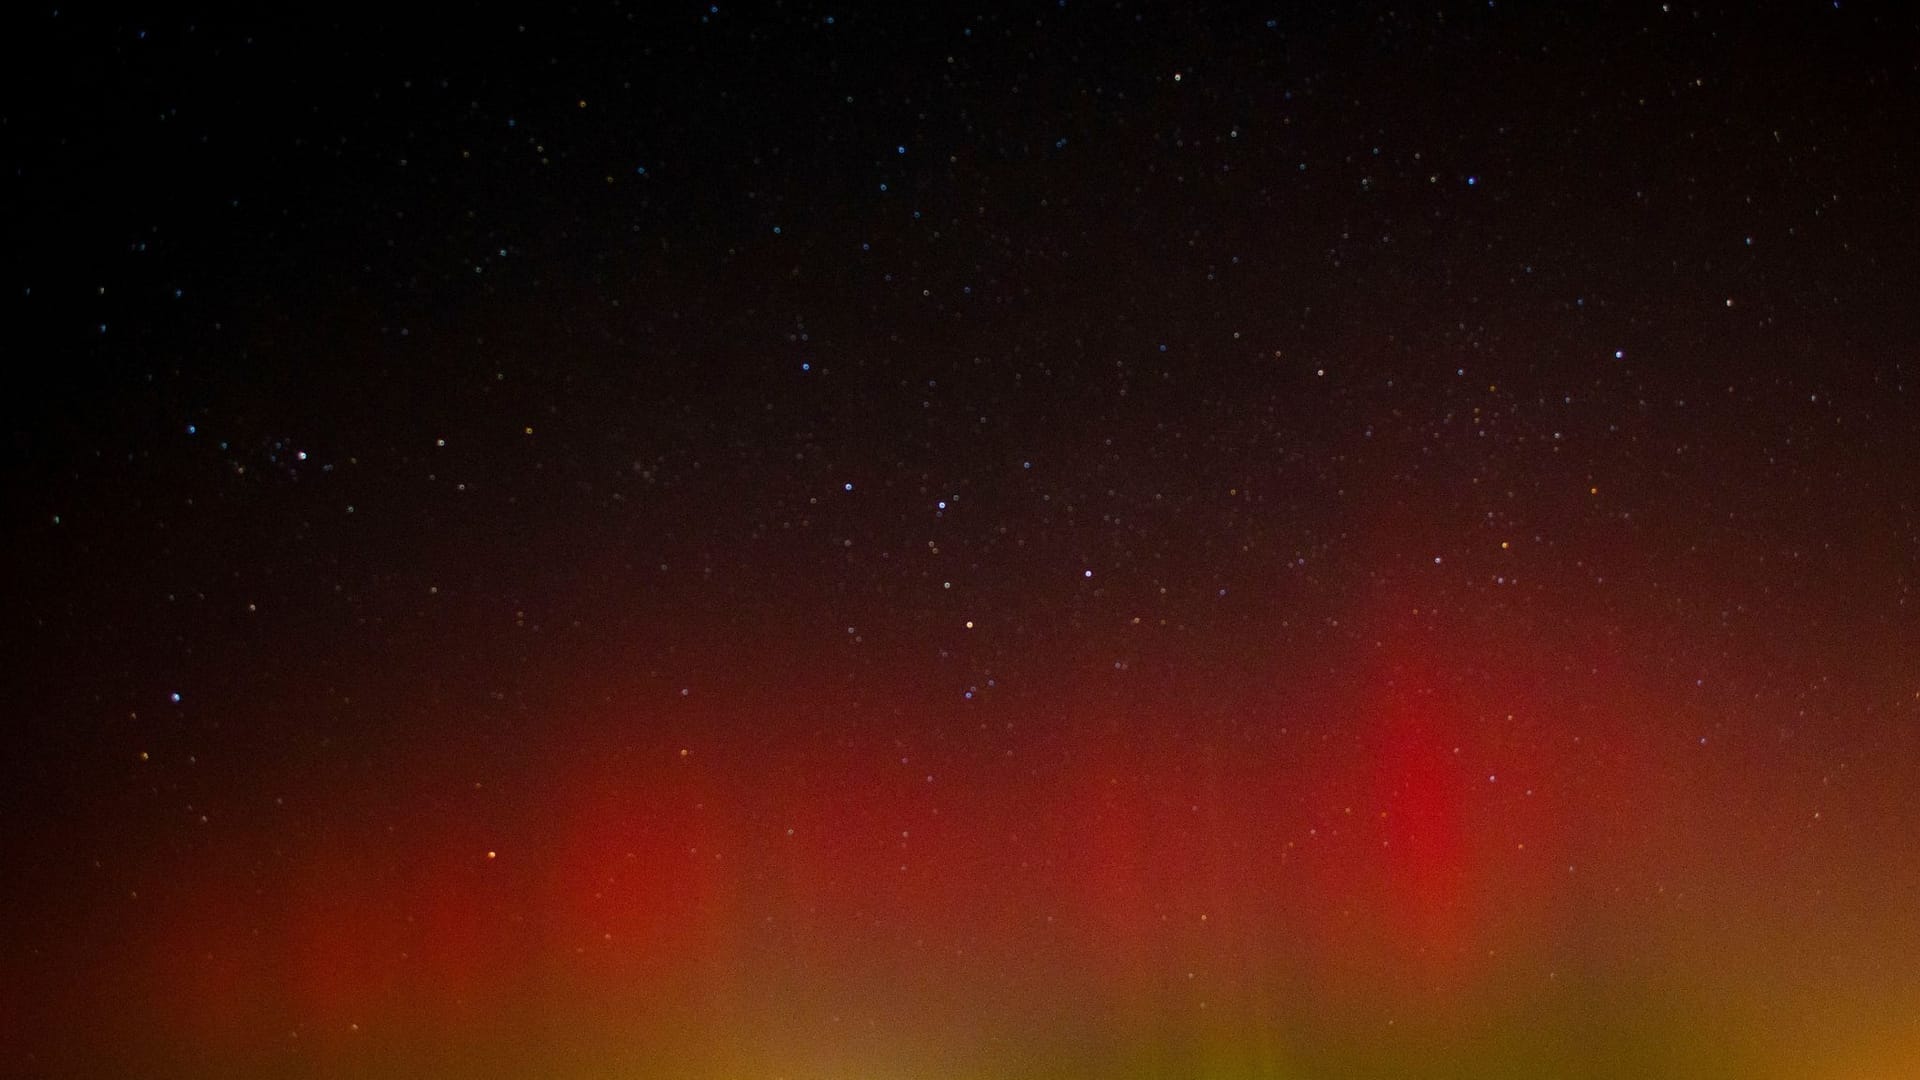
[6,4,1920,1077]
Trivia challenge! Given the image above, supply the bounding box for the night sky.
[7,4,1920,1077]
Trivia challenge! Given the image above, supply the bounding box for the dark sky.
[7,4,1920,1077]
